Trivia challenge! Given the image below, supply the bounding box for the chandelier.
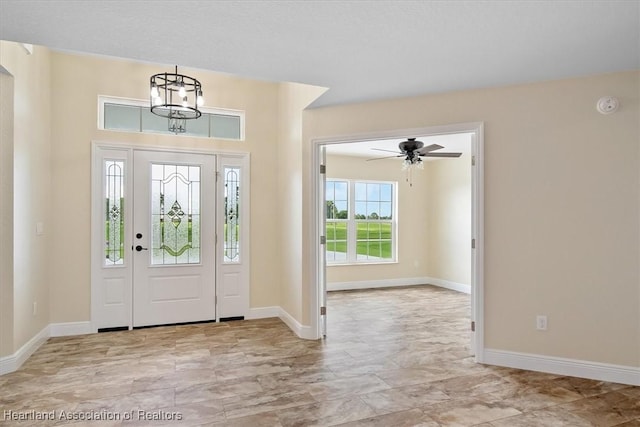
[150,66,204,133]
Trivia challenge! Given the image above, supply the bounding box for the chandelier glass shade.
[150,66,204,123]
[168,111,188,134]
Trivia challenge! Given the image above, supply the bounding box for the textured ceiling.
[1,1,638,108]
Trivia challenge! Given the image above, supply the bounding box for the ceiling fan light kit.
[402,157,424,170]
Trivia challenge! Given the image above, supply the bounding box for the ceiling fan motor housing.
[399,138,423,160]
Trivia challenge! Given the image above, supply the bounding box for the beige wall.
[425,145,472,286]
[0,70,14,357]
[0,42,52,352]
[303,71,640,367]
[47,52,286,323]
[277,83,326,319]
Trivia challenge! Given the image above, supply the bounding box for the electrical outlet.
[536,315,547,330]
[33,301,37,317]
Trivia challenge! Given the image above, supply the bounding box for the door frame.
[90,140,250,331]
[309,122,485,362]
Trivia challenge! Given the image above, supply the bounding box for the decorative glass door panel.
[224,167,240,263]
[104,160,125,266]
[151,164,201,265]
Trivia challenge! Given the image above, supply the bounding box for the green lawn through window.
[326,222,392,259]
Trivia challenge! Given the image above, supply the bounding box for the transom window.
[326,179,396,264]
[98,96,244,140]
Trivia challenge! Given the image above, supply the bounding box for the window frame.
[97,95,245,141]
[326,178,397,265]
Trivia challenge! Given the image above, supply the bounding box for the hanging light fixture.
[150,66,204,133]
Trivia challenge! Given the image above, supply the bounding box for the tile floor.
[1,285,638,426]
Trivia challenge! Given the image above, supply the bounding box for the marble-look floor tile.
[480,381,584,412]
[557,391,640,426]
[335,408,441,427]
[425,397,523,426]
[430,373,514,398]
[175,377,263,405]
[303,373,391,401]
[130,368,216,392]
[214,360,292,381]
[276,396,376,427]
[256,367,339,392]
[122,400,225,427]
[1,285,637,427]
[222,389,317,419]
[375,366,460,387]
[206,411,283,427]
[489,406,597,426]
[359,384,450,415]
[611,420,640,427]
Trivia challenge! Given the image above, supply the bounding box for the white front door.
[132,150,216,327]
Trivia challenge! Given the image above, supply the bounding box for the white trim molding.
[0,325,49,375]
[234,306,317,340]
[0,321,96,375]
[278,308,315,340]
[424,277,471,294]
[327,276,470,294]
[484,348,640,386]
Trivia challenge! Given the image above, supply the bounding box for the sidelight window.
[104,160,125,266]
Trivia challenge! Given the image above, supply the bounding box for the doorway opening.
[310,123,484,361]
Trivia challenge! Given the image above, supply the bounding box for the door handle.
[135,245,148,252]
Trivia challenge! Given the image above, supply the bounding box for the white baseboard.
[50,321,93,337]
[246,306,279,320]
[328,276,429,291]
[0,325,50,376]
[483,348,640,386]
[328,276,471,294]
[248,306,316,339]
[278,307,316,340]
[424,277,471,294]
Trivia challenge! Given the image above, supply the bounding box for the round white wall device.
[596,96,619,114]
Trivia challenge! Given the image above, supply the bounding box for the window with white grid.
[326,179,396,264]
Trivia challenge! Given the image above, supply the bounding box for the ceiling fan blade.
[415,143,444,154]
[366,155,404,161]
[421,152,463,158]
[371,148,401,154]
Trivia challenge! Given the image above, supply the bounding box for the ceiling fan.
[366,138,463,164]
